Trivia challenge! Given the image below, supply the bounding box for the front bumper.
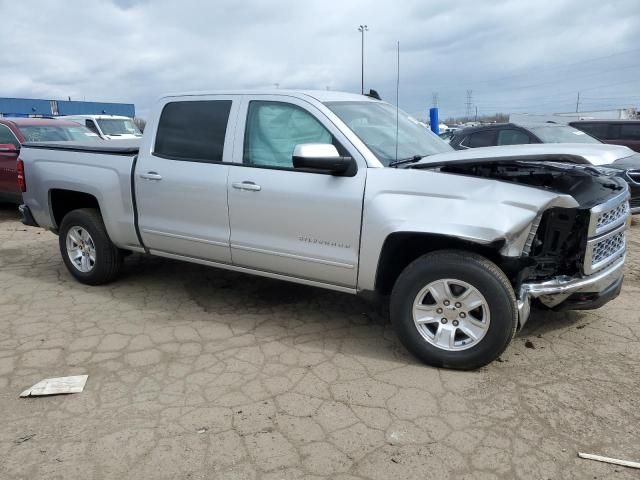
[627,179,640,214]
[517,255,625,328]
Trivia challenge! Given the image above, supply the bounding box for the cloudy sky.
[1,0,639,120]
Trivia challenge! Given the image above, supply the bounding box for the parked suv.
[448,122,600,149]
[0,117,99,203]
[61,115,142,140]
[449,122,640,214]
[569,120,640,153]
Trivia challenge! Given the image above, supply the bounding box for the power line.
[471,63,640,96]
[437,47,640,90]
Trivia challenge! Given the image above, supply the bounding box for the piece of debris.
[524,340,536,349]
[578,452,640,470]
[391,458,399,464]
[20,375,88,397]
[196,427,208,434]
[576,324,586,330]
[15,434,35,444]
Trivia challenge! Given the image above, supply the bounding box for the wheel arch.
[374,231,510,296]
[49,189,101,230]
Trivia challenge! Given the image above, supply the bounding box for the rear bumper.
[517,255,625,328]
[19,204,39,227]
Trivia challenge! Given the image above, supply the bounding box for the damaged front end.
[415,157,630,328]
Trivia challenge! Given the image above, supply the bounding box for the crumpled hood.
[417,143,636,167]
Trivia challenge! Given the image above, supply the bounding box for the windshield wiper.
[389,155,428,168]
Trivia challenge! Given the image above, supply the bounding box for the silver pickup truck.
[18,90,631,369]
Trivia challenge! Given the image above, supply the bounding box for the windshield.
[325,101,452,165]
[18,125,101,142]
[528,125,601,144]
[96,118,141,136]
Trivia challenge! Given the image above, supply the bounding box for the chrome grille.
[596,201,629,233]
[584,190,629,275]
[591,231,625,265]
[627,170,640,184]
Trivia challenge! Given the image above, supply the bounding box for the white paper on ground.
[20,375,89,397]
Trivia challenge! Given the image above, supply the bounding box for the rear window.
[573,123,609,139]
[618,124,640,141]
[527,125,600,144]
[18,125,100,142]
[154,100,232,162]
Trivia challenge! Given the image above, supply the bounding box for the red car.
[0,117,100,203]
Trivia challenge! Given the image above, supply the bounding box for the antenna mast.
[395,41,400,162]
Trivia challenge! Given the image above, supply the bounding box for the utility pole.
[575,92,581,113]
[475,105,478,122]
[432,92,439,108]
[358,25,369,95]
[465,90,473,120]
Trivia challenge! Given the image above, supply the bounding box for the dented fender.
[357,168,578,291]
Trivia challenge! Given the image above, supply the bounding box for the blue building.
[0,97,135,118]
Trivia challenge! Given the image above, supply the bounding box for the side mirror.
[0,144,18,156]
[292,144,355,176]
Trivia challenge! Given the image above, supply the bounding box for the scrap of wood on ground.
[578,452,640,470]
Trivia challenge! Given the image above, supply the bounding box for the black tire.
[58,208,123,285]
[390,250,517,370]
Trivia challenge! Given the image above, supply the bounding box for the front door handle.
[232,181,261,192]
[139,172,163,181]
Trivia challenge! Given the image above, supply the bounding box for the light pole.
[358,25,368,95]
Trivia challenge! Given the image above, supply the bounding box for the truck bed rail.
[21,141,139,155]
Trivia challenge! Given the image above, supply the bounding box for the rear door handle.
[139,172,163,181]
[232,181,261,192]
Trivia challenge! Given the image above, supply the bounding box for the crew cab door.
[227,96,366,288]
[134,96,240,263]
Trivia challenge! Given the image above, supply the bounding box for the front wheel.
[390,250,517,370]
[58,208,123,285]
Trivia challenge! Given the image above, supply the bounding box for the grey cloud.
[0,0,638,119]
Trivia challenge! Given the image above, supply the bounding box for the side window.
[0,125,19,147]
[154,100,232,162]
[467,130,496,148]
[244,101,333,168]
[575,123,609,139]
[85,120,100,136]
[497,129,531,145]
[619,124,640,141]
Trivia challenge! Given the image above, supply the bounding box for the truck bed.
[19,141,143,251]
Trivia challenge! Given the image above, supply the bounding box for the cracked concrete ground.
[0,203,639,480]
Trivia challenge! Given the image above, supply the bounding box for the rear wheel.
[390,250,517,369]
[58,208,123,285]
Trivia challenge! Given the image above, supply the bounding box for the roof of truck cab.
[159,90,378,103]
